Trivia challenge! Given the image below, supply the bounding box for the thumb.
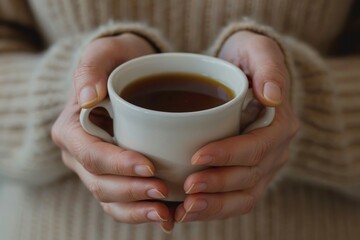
[245,40,289,107]
[219,32,289,107]
[74,38,123,108]
[251,57,288,107]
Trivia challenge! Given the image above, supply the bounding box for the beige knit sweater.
[1,0,360,239]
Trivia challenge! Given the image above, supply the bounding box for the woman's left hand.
[175,31,299,222]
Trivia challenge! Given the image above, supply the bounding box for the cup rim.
[107,52,248,117]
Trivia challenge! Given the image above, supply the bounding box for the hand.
[51,33,175,232]
[175,31,299,222]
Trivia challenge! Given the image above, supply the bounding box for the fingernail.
[177,211,189,223]
[186,183,207,194]
[175,204,186,223]
[263,82,282,105]
[147,210,167,222]
[134,165,154,177]
[186,199,208,213]
[147,189,166,199]
[160,224,173,234]
[177,206,200,223]
[192,155,213,165]
[79,86,98,108]
[179,212,199,222]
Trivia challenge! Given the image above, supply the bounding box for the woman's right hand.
[51,33,174,232]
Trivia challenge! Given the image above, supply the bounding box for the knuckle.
[128,210,145,224]
[210,197,225,216]
[113,160,126,176]
[50,123,61,148]
[88,180,105,201]
[248,166,263,187]
[241,194,256,214]
[223,152,234,166]
[263,63,288,83]
[125,184,142,202]
[81,152,99,174]
[255,61,288,86]
[51,117,68,150]
[216,173,227,191]
[116,150,137,175]
[219,147,234,166]
[73,64,96,83]
[248,136,269,166]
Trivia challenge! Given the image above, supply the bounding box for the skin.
[51,31,299,233]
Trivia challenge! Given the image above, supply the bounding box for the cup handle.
[79,99,115,143]
[241,89,276,133]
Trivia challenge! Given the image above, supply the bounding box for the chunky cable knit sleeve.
[207,19,360,198]
[0,21,172,186]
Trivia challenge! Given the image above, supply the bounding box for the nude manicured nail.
[177,211,189,223]
[192,155,213,165]
[179,212,199,222]
[147,210,166,221]
[186,199,208,212]
[147,189,166,199]
[186,183,207,194]
[160,224,173,234]
[134,165,154,176]
[79,86,97,108]
[263,81,282,105]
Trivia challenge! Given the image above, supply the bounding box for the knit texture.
[1,177,360,240]
[0,21,171,186]
[0,0,359,239]
[28,0,354,53]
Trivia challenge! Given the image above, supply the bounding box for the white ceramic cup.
[79,53,275,201]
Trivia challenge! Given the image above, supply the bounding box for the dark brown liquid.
[120,73,235,112]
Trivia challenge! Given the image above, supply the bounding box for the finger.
[74,34,155,108]
[159,202,178,234]
[62,124,155,177]
[191,101,299,168]
[176,175,272,222]
[220,32,289,107]
[191,124,279,167]
[246,37,289,106]
[70,158,168,202]
[175,191,255,223]
[52,99,156,177]
[77,140,155,177]
[74,37,123,108]
[101,201,170,224]
[184,166,263,194]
